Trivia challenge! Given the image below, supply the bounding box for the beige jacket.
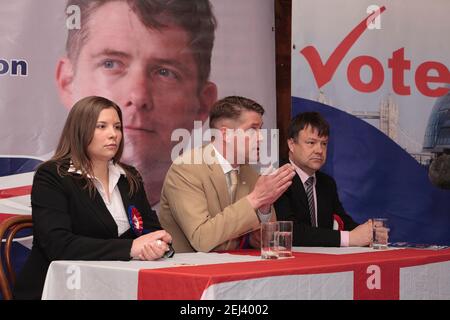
[159,144,265,253]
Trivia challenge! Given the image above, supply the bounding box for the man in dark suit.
[275,112,374,247]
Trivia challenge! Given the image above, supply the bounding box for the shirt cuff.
[257,208,272,223]
[340,231,350,247]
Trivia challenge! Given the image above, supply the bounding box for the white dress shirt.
[68,161,130,236]
[289,159,349,247]
[289,159,318,226]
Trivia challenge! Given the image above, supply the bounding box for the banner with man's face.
[292,0,450,245]
[0,0,277,218]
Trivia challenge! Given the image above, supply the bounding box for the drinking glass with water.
[276,221,293,257]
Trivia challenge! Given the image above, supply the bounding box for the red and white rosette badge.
[127,205,145,236]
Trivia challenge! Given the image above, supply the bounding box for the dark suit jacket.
[274,161,359,247]
[13,160,161,300]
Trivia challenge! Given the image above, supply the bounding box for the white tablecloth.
[42,252,262,300]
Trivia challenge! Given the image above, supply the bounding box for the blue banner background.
[292,97,450,245]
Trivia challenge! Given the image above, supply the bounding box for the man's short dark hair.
[209,96,265,128]
[288,111,330,141]
[65,0,216,86]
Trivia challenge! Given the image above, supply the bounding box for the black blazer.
[13,160,161,300]
[274,161,359,247]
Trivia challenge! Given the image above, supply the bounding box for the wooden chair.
[0,215,33,300]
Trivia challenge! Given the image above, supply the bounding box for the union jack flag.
[1,156,42,299]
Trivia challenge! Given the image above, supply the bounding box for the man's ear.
[287,138,295,153]
[197,81,218,122]
[56,57,75,109]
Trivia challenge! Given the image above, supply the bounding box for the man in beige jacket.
[159,96,295,252]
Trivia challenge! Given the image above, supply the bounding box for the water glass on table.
[276,221,293,257]
[372,218,389,249]
[261,221,279,259]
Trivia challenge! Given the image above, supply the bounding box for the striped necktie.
[305,176,316,227]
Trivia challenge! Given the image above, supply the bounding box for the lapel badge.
[127,205,144,236]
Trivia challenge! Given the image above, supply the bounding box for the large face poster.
[292,0,450,244]
[0,0,277,218]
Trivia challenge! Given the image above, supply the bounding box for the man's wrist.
[246,193,261,210]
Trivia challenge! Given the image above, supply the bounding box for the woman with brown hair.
[14,96,172,299]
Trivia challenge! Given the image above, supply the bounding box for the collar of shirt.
[211,144,240,175]
[289,158,316,187]
[68,160,126,186]
[105,162,126,193]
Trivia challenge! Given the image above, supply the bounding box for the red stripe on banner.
[137,249,450,300]
[0,185,32,199]
[0,213,21,223]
